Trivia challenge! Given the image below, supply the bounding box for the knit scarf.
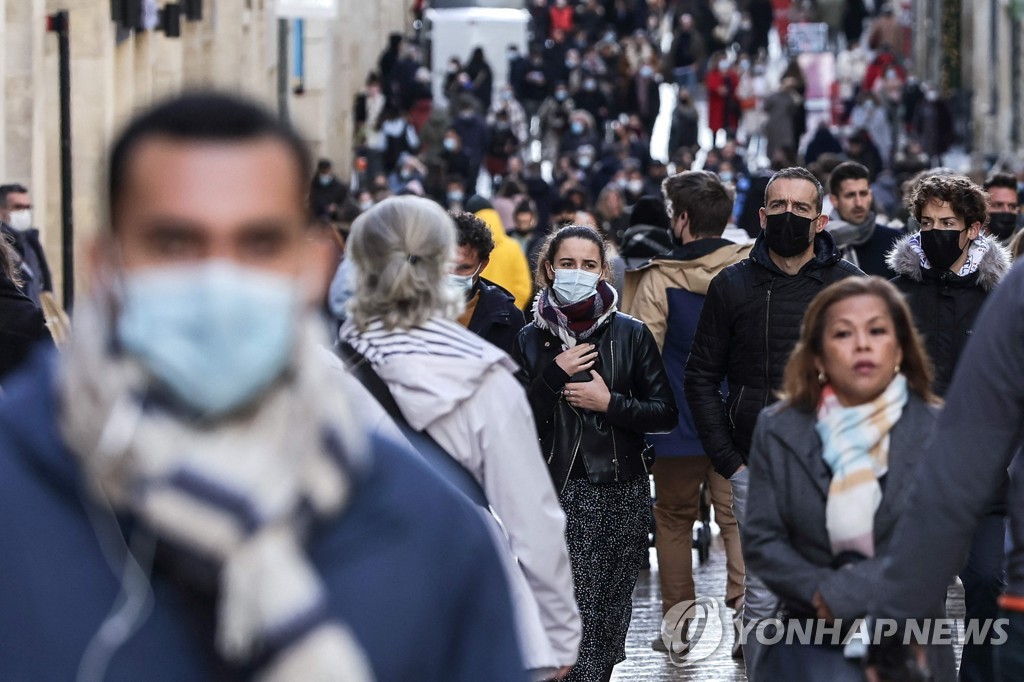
[532,280,618,348]
[60,297,375,682]
[815,373,908,559]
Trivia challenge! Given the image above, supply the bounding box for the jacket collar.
[750,230,842,284]
[886,233,1011,292]
[660,237,736,262]
[777,395,934,535]
[468,278,516,329]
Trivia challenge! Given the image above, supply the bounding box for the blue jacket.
[0,352,526,682]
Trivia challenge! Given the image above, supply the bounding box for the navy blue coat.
[0,352,526,682]
[468,277,526,357]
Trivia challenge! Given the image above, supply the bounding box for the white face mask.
[552,268,600,304]
[8,209,31,232]
[447,264,481,296]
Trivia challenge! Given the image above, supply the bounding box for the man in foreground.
[0,92,524,681]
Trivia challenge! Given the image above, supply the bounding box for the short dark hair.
[661,170,733,238]
[983,172,1018,193]
[827,161,870,196]
[513,199,534,216]
[451,211,495,261]
[0,184,27,210]
[909,174,988,228]
[108,91,311,229]
[536,224,609,289]
[765,166,825,214]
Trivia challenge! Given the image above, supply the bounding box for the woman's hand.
[812,589,835,623]
[563,371,612,413]
[554,343,597,376]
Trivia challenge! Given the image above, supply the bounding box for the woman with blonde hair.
[741,276,955,680]
[340,195,581,680]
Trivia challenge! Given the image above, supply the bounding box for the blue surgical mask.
[448,190,464,204]
[116,261,300,416]
[552,268,600,304]
[447,264,481,297]
[571,121,584,135]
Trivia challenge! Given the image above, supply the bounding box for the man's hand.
[564,371,612,413]
[812,589,835,623]
[554,344,597,376]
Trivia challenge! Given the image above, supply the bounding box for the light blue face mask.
[447,264,481,297]
[116,261,300,417]
[552,268,600,304]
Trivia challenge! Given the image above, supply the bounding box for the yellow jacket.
[475,208,533,309]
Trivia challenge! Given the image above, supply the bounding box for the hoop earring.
[817,371,827,385]
[894,364,901,376]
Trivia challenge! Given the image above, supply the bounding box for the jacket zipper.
[560,404,584,495]
[610,339,619,482]
[763,279,774,407]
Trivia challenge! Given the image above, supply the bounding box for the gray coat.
[743,395,956,680]
[874,261,1024,614]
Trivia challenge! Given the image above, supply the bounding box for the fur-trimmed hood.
[886,233,1011,292]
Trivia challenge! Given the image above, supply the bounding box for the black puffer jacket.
[513,309,677,494]
[684,231,863,479]
[887,234,1011,397]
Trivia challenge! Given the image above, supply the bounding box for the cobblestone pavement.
[610,530,966,681]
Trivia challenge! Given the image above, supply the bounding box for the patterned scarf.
[532,280,618,348]
[815,374,908,559]
[60,297,374,682]
[907,231,988,278]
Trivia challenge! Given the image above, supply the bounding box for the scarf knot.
[815,374,908,559]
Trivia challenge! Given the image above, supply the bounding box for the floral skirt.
[560,475,651,682]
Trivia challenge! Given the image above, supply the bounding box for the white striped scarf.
[339,317,489,365]
[815,373,908,559]
[61,298,375,682]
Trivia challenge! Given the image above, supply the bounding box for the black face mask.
[920,228,967,272]
[987,213,1017,241]
[764,211,816,258]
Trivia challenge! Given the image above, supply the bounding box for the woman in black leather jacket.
[513,225,676,682]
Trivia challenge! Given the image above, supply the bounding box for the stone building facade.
[7,0,408,300]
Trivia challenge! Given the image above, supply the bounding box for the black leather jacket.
[513,311,677,494]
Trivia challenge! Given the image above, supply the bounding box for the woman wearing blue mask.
[513,224,678,682]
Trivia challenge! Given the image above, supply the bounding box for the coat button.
[544,341,550,347]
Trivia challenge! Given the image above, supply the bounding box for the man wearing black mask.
[983,172,1022,245]
[684,166,862,679]
[885,174,1011,682]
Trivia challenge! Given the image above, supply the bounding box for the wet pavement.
[610,527,966,681]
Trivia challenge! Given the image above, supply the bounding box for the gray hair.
[347,195,462,331]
